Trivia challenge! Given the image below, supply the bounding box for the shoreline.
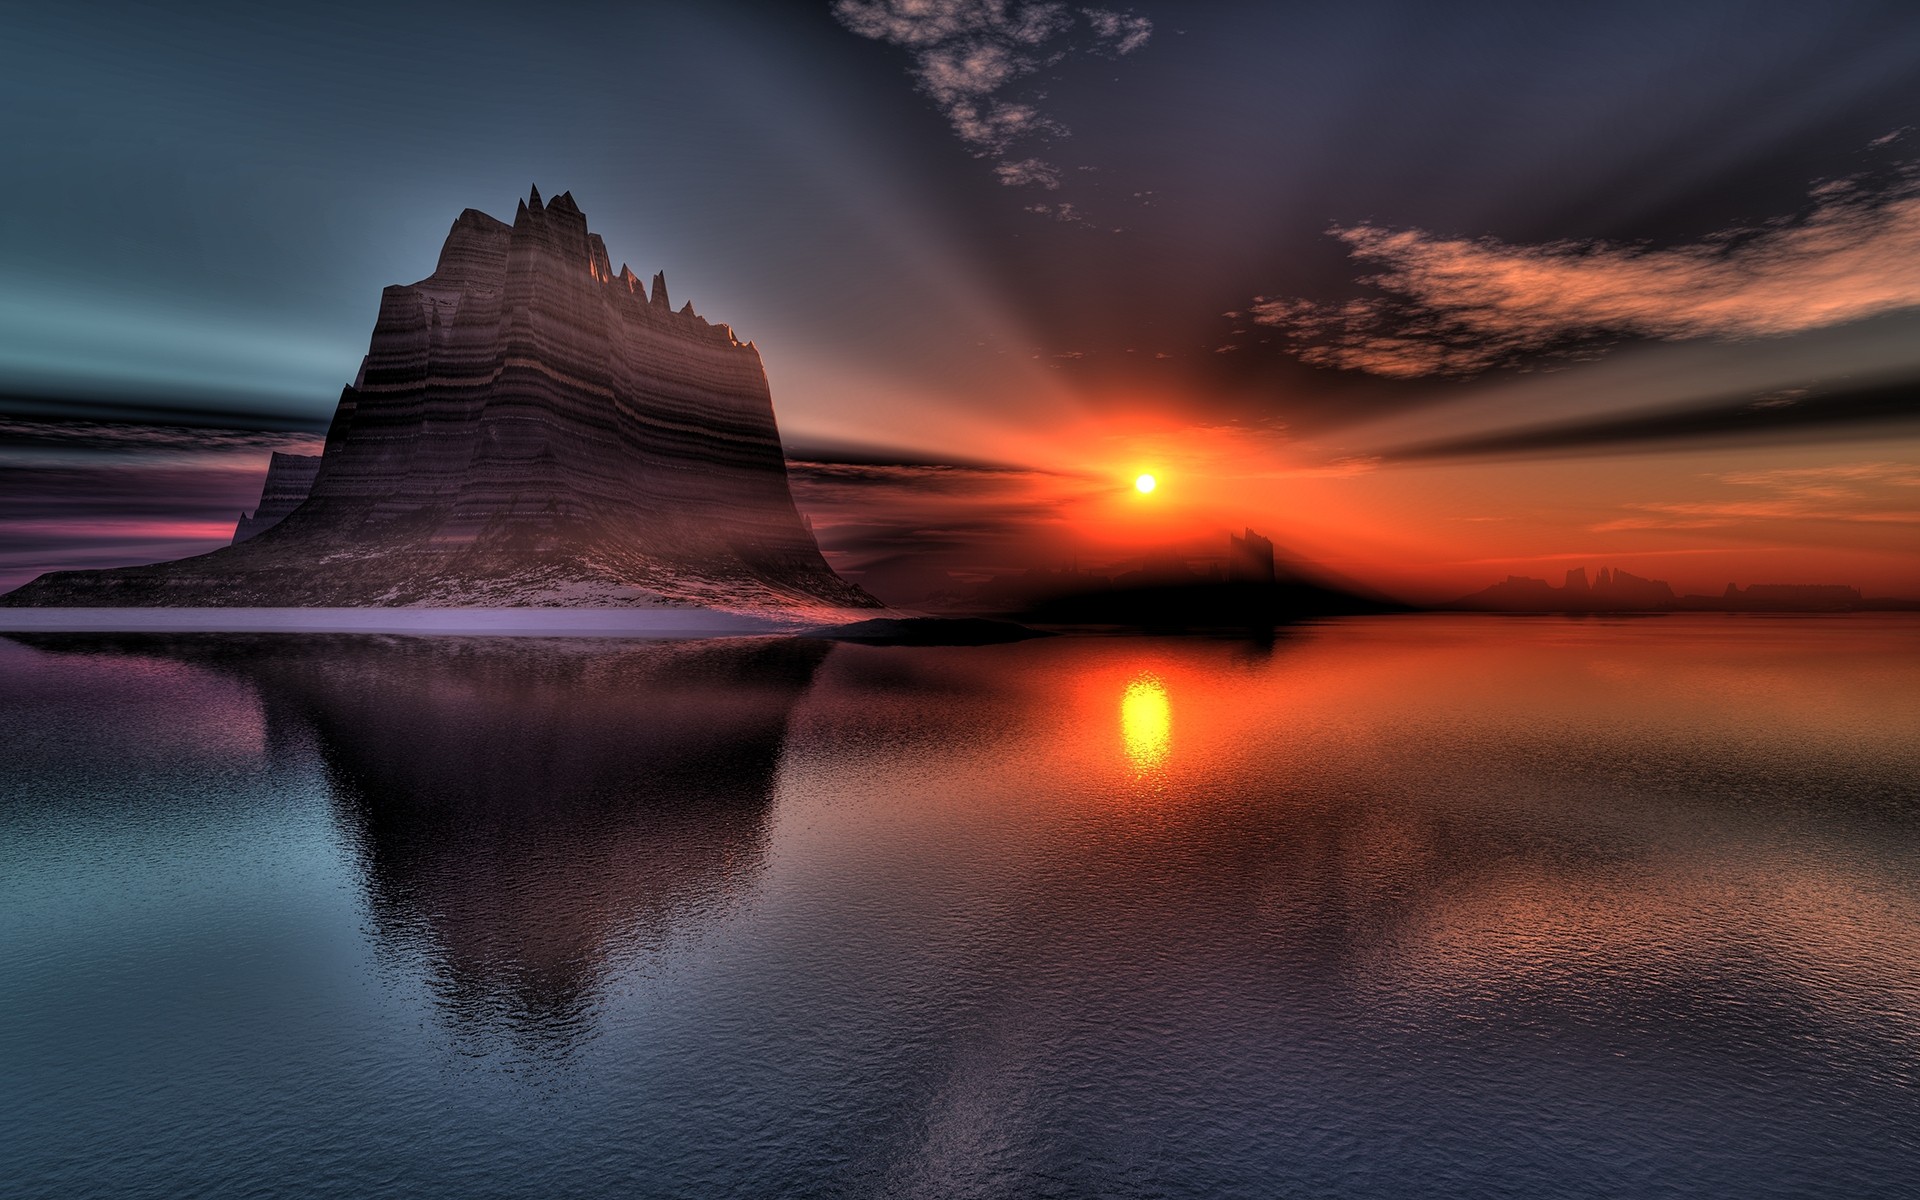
[0,607,1912,641]
[0,607,828,638]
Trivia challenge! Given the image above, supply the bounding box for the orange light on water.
[1121,673,1171,770]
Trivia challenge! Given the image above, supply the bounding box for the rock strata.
[4,188,875,611]
[232,452,322,544]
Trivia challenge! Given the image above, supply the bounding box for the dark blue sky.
[4,1,1919,595]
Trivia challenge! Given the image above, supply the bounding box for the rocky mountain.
[4,188,876,611]
[232,452,321,544]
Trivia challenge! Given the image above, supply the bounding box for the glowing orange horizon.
[753,378,1920,602]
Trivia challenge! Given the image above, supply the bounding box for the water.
[3,617,1918,1198]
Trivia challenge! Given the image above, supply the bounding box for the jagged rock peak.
[586,233,613,283]
[428,209,512,292]
[494,188,709,319]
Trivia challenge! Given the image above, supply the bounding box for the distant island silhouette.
[2,188,875,614]
[915,528,1407,630]
[1450,566,1919,613]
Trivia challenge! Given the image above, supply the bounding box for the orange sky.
[786,387,1920,602]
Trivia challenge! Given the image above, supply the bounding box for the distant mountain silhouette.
[1455,566,1677,612]
[1451,566,1915,613]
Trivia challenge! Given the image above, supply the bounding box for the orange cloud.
[1254,174,1920,376]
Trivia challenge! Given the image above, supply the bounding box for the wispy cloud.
[832,0,1152,201]
[996,157,1063,189]
[1720,461,1920,494]
[1253,173,1920,377]
[0,415,318,461]
[781,437,1108,596]
[1082,7,1152,54]
[787,453,1087,593]
[1591,461,1920,532]
[1023,200,1097,227]
[1381,376,1920,461]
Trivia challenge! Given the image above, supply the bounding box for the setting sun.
[1135,473,1157,494]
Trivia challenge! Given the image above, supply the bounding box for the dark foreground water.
[3,617,1918,1199]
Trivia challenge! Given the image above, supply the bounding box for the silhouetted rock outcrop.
[1228,528,1275,584]
[232,452,321,544]
[1453,566,1678,612]
[4,188,875,612]
[1452,566,1894,612]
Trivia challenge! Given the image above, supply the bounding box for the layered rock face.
[5,189,874,610]
[232,452,321,543]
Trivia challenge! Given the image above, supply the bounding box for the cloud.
[1381,375,1920,461]
[1253,173,1920,377]
[781,437,1042,473]
[918,40,1025,103]
[1591,461,1920,532]
[1082,8,1153,54]
[949,101,1066,151]
[832,1,1151,198]
[997,157,1063,189]
[782,438,1102,594]
[1720,461,1920,494]
[832,0,1065,46]
[1023,200,1097,227]
[0,414,319,460]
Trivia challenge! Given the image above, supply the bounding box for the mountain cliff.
[232,452,322,544]
[3,188,876,611]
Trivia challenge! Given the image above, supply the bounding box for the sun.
[1135,473,1157,494]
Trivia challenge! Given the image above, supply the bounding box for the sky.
[3,0,1919,599]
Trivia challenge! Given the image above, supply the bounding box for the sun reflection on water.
[1121,673,1171,771]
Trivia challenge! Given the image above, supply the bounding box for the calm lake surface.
[4,616,1918,1199]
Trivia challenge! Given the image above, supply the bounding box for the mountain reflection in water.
[3,617,1919,1199]
[8,633,827,1046]
[299,636,827,1041]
